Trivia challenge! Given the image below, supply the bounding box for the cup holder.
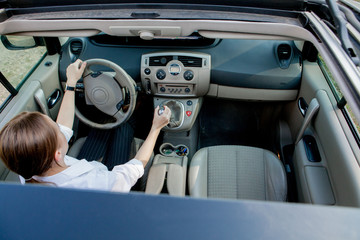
[160,143,189,157]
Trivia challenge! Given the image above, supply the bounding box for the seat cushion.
[188,145,287,201]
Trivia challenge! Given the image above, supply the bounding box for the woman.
[0,59,171,192]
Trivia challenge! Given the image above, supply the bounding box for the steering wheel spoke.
[113,109,126,122]
[82,67,94,78]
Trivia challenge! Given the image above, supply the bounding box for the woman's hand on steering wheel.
[66,59,86,86]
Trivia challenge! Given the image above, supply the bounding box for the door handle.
[47,89,61,109]
[34,88,51,117]
[298,97,308,116]
[295,98,320,144]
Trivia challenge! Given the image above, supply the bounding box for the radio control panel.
[157,84,194,95]
[140,52,211,97]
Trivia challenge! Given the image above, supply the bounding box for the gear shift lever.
[161,100,184,128]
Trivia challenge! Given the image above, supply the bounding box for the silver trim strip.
[305,11,360,121]
[340,0,360,14]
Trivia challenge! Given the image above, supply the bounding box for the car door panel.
[0,54,62,181]
[313,90,360,206]
[285,61,360,207]
[26,54,62,119]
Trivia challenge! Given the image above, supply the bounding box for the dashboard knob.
[184,70,194,81]
[144,68,151,75]
[185,88,191,93]
[160,87,166,92]
[156,69,166,80]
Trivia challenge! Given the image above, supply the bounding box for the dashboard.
[59,35,302,101]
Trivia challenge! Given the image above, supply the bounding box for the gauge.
[169,63,181,76]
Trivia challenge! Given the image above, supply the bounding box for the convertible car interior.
[1,0,360,212]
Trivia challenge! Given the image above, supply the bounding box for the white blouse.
[20,124,144,192]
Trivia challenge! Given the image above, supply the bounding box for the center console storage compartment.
[145,143,188,196]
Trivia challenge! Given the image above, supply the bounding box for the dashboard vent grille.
[178,56,202,67]
[277,43,292,69]
[277,44,291,60]
[70,40,83,55]
[149,56,173,66]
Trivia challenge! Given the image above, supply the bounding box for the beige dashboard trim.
[207,84,298,101]
[0,19,316,42]
[198,31,296,40]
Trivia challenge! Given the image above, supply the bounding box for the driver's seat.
[188,145,287,201]
[68,136,153,191]
[67,137,87,158]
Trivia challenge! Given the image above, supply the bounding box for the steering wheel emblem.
[92,88,109,105]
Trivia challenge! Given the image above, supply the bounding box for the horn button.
[84,72,123,116]
[92,88,109,105]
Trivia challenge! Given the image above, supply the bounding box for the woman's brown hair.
[0,112,60,181]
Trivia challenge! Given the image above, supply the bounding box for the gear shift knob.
[158,105,165,115]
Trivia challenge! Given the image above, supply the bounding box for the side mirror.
[1,35,44,50]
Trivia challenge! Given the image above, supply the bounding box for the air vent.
[178,56,202,67]
[277,44,291,60]
[149,56,173,66]
[70,40,83,55]
[276,43,292,69]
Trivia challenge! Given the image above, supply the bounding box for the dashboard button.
[186,111,192,117]
[185,88,191,93]
[144,68,151,75]
[187,100,193,106]
[160,87,166,92]
[156,69,166,80]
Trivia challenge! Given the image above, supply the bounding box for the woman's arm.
[56,59,86,129]
[135,106,171,167]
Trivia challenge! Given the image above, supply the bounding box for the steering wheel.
[75,59,137,129]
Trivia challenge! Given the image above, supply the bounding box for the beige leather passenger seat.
[188,145,287,201]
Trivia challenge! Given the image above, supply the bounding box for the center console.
[145,143,188,196]
[141,51,211,132]
[141,51,211,196]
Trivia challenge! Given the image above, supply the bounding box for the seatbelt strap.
[295,98,320,145]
